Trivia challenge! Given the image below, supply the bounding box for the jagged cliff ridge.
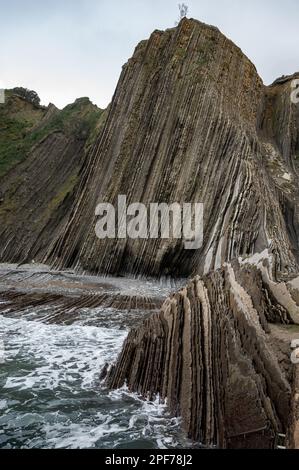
[0,90,105,263]
[45,18,299,278]
[107,254,299,448]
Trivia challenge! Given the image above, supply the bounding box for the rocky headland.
[1,18,299,449]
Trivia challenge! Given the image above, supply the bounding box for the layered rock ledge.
[107,257,299,448]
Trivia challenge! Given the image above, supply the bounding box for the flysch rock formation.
[0,91,106,264]
[1,18,299,449]
[0,263,172,329]
[44,18,299,279]
[107,254,299,448]
[1,19,298,280]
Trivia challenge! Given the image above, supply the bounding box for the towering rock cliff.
[45,18,299,279]
[0,91,105,263]
[1,20,298,280]
[1,18,299,450]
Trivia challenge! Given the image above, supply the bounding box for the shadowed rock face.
[107,258,299,448]
[44,18,299,279]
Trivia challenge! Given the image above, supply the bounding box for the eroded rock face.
[1,20,298,279]
[47,18,299,279]
[0,17,298,450]
[107,259,299,448]
[0,94,106,264]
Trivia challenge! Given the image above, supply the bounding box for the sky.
[0,0,298,109]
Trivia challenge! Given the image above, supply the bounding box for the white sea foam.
[0,314,188,449]
[0,316,125,391]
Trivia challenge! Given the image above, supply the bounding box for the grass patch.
[0,114,33,177]
[0,97,103,178]
[280,324,299,333]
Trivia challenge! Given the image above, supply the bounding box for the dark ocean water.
[0,308,191,449]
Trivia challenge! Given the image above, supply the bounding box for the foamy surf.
[0,314,190,449]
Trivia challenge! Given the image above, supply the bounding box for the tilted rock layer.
[1,19,298,279]
[45,18,299,279]
[0,92,105,264]
[107,258,299,448]
[1,18,299,449]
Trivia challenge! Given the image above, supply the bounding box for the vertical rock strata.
[0,19,298,279]
[47,18,299,278]
[1,18,299,449]
[107,259,299,448]
[0,95,105,263]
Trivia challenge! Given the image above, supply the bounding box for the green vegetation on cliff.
[0,91,104,178]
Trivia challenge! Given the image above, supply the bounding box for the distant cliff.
[0,90,106,263]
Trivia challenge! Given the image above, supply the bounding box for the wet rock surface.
[0,264,182,328]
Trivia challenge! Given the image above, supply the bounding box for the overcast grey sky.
[1,0,298,109]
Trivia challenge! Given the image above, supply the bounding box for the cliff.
[0,91,106,263]
[1,18,299,449]
[1,20,298,279]
[45,18,299,279]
